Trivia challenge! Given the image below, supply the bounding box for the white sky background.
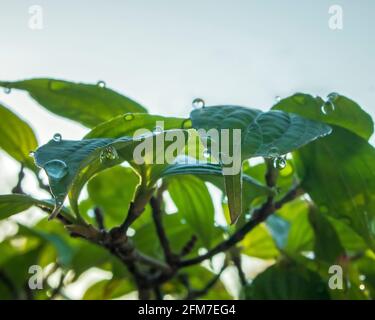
[0,0,374,299]
[1,0,374,187]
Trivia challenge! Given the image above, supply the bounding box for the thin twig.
[178,183,303,268]
[150,196,176,265]
[185,263,227,300]
[93,207,105,231]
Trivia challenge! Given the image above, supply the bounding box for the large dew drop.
[53,133,62,142]
[192,98,205,109]
[97,80,106,88]
[100,146,119,163]
[273,156,287,170]
[43,159,68,179]
[321,101,335,115]
[3,87,11,94]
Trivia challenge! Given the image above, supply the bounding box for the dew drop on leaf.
[29,151,35,157]
[124,114,134,121]
[192,98,205,109]
[53,133,62,142]
[321,101,335,115]
[99,146,119,163]
[275,96,281,102]
[273,156,286,170]
[3,87,11,94]
[43,159,68,179]
[97,80,106,88]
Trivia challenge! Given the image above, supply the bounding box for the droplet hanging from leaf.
[99,146,119,163]
[273,156,287,170]
[97,80,106,88]
[192,98,205,109]
[53,133,62,142]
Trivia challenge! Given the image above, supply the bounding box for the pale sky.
[0,0,374,185]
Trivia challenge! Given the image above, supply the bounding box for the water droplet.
[97,80,106,88]
[359,284,366,291]
[29,151,35,157]
[275,96,281,102]
[43,159,68,179]
[321,101,335,115]
[273,156,286,170]
[124,114,134,121]
[203,149,210,159]
[359,275,366,281]
[99,146,119,163]
[4,87,11,94]
[53,133,62,142]
[192,98,205,109]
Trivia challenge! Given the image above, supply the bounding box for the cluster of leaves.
[0,78,374,300]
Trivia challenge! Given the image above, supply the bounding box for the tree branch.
[93,207,105,231]
[150,196,176,265]
[178,184,303,268]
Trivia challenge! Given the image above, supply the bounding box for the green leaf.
[168,175,218,248]
[86,166,140,227]
[190,105,332,160]
[277,199,314,254]
[273,93,373,140]
[17,224,74,267]
[83,278,134,300]
[0,103,37,168]
[241,223,279,259]
[295,126,375,249]
[223,172,242,224]
[85,113,187,139]
[0,79,147,128]
[326,216,368,252]
[242,260,329,299]
[190,105,331,223]
[274,94,375,249]
[153,161,272,214]
[309,210,345,264]
[0,194,72,220]
[33,131,183,216]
